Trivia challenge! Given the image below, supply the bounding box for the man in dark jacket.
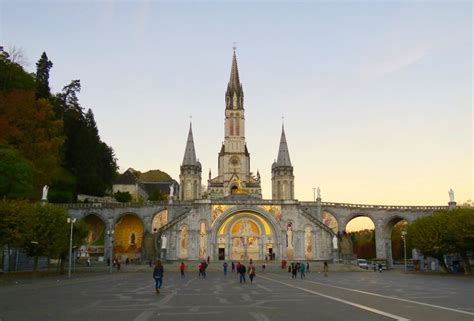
[239,263,246,283]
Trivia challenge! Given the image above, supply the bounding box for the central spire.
[226,49,244,110]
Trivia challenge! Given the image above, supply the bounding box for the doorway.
[218,248,225,260]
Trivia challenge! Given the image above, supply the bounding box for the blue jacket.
[153,267,164,278]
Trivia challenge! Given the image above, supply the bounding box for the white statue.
[161,234,167,249]
[169,184,174,197]
[42,185,49,201]
[317,187,321,199]
[332,235,338,250]
[448,189,455,202]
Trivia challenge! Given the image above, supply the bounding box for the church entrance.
[215,212,275,261]
[218,248,225,260]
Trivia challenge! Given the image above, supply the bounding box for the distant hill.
[136,169,173,182]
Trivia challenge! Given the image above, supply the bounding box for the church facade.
[172,51,330,261]
[66,51,448,265]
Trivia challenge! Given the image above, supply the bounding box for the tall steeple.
[182,123,197,166]
[272,124,295,200]
[179,122,202,200]
[276,124,292,167]
[226,49,244,110]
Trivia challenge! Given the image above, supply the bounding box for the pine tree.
[35,52,53,99]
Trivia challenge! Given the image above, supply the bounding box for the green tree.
[408,214,455,273]
[0,147,34,198]
[441,208,474,275]
[0,200,32,271]
[35,52,53,99]
[114,191,132,203]
[148,188,167,201]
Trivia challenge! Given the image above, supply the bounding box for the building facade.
[66,51,449,265]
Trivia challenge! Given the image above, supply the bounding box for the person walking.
[153,260,164,294]
[323,261,328,277]
[239,263,246,283]
[223,262,228,276]
[202,260,208,278]
[306,261,310,273]
[291,263,297,279]
[231,261,235,273]
[179,261,185,278]
[248,262,256,283]
[300,261,306,279]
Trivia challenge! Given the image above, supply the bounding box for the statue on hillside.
[448,188,455,202]
[42,185,49,201]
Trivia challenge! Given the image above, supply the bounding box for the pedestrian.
[288,264,291,273]
[239,263,246,283]
[202,260,208,278]
[223,262,228,276]
[148,259,153,267]
[306,261,310,272]
[153,260,164,294]
[113,258,117,268]
[300,261,306,279]
[378,263,383,273]
[248,262,256,283]
[236,262,241,273]
[179,261,185,278]
[125,258,129,265]
[117,259,121,271]
[231,261,235,273]
[262,262,266,272]
[291,263,297,279]
[323,261,328,277]
[198,262,203,278]
[87,258,91,267]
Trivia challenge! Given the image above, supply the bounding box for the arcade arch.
[80,213,106,260]
[345,214,376,259]
[113,213,144,261]
[386,217,411,265]
[213,211,277,261]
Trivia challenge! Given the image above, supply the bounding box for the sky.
[1,0,472,208]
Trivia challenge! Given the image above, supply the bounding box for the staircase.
[156,206,192,234]
[299,208,335,236]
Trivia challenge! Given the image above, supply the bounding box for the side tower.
[179,123,202,200]
[272,125,295,200]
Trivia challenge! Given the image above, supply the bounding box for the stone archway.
[211,207,281,261]
[80,213,107,260]
[384,216,411,266]
[113,213,145,261]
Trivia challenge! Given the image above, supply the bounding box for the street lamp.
[401,230,407,272]
[312,188,316,202]
[67,218,77,278]
[107,229,114,274]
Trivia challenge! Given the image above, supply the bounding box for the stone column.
[375,221,388,261]
[316,197,322,221]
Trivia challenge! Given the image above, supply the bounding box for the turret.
[179,123,202,200]
[272,124,294,200]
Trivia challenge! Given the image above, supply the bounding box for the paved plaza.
[1,268,473,321]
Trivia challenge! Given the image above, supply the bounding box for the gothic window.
[230,120,234,136]
[233,93,237,108]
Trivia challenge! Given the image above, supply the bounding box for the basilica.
[69,51,441,265]
[169,50,333,262]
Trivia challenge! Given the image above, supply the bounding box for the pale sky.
[2,1,472,206]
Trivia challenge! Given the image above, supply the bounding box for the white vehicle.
[357,259,369,269]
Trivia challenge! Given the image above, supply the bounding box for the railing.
[320,202,448,211]
[299,208,335,236]
[58,200,193,209]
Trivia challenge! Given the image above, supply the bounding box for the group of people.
[234,260,257,283]
[287,261,307,279]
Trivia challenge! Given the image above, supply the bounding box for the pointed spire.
[228,50,240,91]
[182,122,197,166]
[276,124,292,167]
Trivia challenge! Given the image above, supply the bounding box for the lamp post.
[312,188,316,202]
[401,230,407,272]
[107,229,114,274]
[67,218,76,278]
